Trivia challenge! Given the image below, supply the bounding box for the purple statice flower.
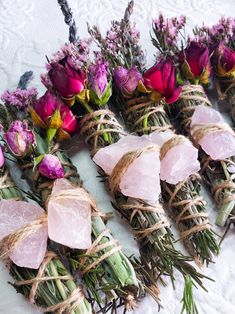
[38,154,64,179]
[1,88,38,109]
[46,38,91,71]
[194,17,235,50]
[152,13,186,58]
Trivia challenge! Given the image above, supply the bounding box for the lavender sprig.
[88,0,145,70]
[57,0,78,43]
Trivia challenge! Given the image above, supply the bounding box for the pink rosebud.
[31,91,78,139]
[180,41,211,84]
[88,60,112,106]
[38,154,64,179]
[0,146,4,168]
[214,42,235,77]
[143,59,182,104]
[114,66,143,97]
[48,57,86,98]
[5,121,35,157]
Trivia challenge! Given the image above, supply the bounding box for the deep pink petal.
[165,86,182,104]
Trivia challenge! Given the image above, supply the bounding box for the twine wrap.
[109,145,159,194]
[80,228,122,274]
[108,145,169,239]
[178,84,212,132]
[201,155,235,207]
[160,135,190,160]
[164,175,211,240]
[191,122,235,145]
[119,201,170,240]
[0,213,47,262]
[80,109,126,155]
[14,251,85,313]
[125,96,172,135]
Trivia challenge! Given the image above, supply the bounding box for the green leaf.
[33,154,45,171]
[34,130,49,155]
[89,81,112,106]
[47,128,57,143]
[176,71,185,85]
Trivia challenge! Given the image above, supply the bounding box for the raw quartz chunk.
[0,200,47,269]
[93,135,150,175]
[160,143,200,184]
[191,105,235,160]
[47,178,92,250]
[93,129,199,200]
[119,149,161,202]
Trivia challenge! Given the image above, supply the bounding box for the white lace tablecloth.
[0,0,235,313]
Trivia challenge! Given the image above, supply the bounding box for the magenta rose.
[180,41,211,84]
[214,42,235,77]
[49,57,86,99]
[143,59,182,103]
[31,91,78,140]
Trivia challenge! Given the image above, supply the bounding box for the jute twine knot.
[125,96,172,134]
[164,175,210,240]
[109,145,159,194]
[191,122,235,144]
[14,251,85,313]
[160,135,189,160]
[80,109,126,155]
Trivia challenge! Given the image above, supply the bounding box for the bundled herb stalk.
[193,17,235,122]
[0,99,91,314]
[0,83,147,312]
[89,2,218,267]
[151,13,235,228]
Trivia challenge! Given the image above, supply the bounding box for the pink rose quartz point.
[0,200,47,269]
[149,130,175,146]
[160,143,200,184]
[191,105,223,125]
[93,135,150,175]
[48,178,92,250]
[119,149,161,202]
[191,105,235,160]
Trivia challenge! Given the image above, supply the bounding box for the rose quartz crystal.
[48,179,92,249]
[93,135,150,175]
[191,105,235,160]
[160,143,200,184]
[0,200,47,269]
[120,149,161,202]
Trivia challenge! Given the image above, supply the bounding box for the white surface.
[0,0,235,313]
